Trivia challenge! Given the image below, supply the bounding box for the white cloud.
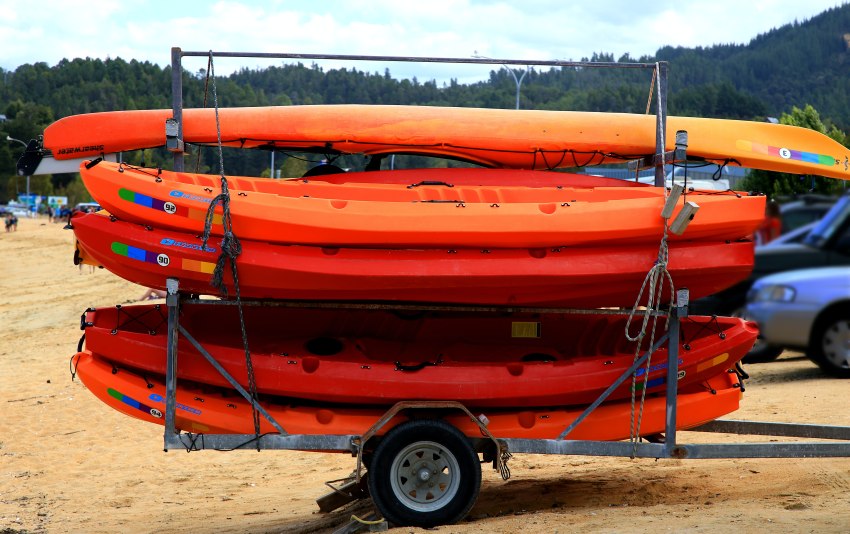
[0,0,844,83]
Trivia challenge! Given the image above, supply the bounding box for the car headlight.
[750,284,796,303]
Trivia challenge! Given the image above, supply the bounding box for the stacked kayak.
[72,210,754,307]
[64,103,769,442]
[79,160,765,248]
[71,350,745,440]
[46,104,850,179]
[81,303,757,408]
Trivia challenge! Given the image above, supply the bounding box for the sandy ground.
[2,216,850,534]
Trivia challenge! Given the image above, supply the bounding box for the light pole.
[6,135,31,214]
[472,54,529,110]
[505,66,528,110]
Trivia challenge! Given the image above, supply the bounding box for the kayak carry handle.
[394,355,444,372]
[407,180,454,188]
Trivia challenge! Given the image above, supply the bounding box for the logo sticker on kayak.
[160,238,216,253]
[148,393,203,416]
[117,188,222,224]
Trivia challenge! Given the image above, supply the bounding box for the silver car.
[745,267,850,377]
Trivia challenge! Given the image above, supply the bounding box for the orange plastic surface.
[83,302,757,407]
[80,161,766,248]
[72,351,742,441]
[45,105,850,179]
[71,210,754,307]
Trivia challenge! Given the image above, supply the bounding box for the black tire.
[368,419,481,528]
[742,341,784,364]
[808,312,850,378]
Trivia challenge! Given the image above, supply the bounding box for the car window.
[805,195,850,248]
[782,209,826,233]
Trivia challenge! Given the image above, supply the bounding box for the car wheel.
[808,311,850,378]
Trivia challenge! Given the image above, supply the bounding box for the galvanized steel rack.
[158,48,850,526]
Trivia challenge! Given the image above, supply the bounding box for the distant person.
[756,200,782,245]
[139,288,167,300]
[47,205,54,223]
[5,213,17,232]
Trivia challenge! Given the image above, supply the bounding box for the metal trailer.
[150,49,850,529]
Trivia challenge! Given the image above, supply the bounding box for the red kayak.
[72,211,754,308]
[82,303,757,408]
[72,350,745,440]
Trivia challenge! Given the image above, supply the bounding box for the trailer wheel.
[368,419,481,528]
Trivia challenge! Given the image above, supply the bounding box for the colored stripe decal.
[107,388,159,417]
[633,376,665,391]
[697,353,729,373]
[111,242,216,273]
[111,242,159,265]
[117,187,223,224]
[736,139,834,166]
[182,258,216,274]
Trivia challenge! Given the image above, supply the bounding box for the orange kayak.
[45,105,850,179]
[71,350,743,440]
[71,210,753,307]
[80,160,765,248]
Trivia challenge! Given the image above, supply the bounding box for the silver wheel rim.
[389,440,461,513]
[822,318,850,369]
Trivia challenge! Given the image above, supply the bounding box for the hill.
[0,4,849,203]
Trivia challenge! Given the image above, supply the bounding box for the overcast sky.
[0,0,845,83]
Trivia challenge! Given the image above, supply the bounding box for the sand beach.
[2,216,849,533]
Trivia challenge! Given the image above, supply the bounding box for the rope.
[350,514,385,526]
[199,50,262,449]
[645,67,657,115]
[624,62,675,457]
[194,54,214,173]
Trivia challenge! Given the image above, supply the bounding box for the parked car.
[691,192,850,324]
[777,194,837,234]
[72,202,101,213]
[761,221,817,247]
[745,267,850,377]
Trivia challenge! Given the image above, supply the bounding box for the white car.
[745,267,850,377]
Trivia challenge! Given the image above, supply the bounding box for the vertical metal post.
[654,61,668,187]
[164,278,180,449]
[664,289,688,455]
[170,47,185,172]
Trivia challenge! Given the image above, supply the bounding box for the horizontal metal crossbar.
[690,419,850,441]
[503,438,850,459]
[177,50,659,70]
[165,432,355,452]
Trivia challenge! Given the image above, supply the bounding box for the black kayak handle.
[407,180,454,189]
[394,355,444,372]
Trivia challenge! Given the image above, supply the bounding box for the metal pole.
[171,47,184,172]
[164,278,180,449]
[663,301,682,454]
[506,67,528,110]
[655,61,668,187]
[6,136,31,213]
